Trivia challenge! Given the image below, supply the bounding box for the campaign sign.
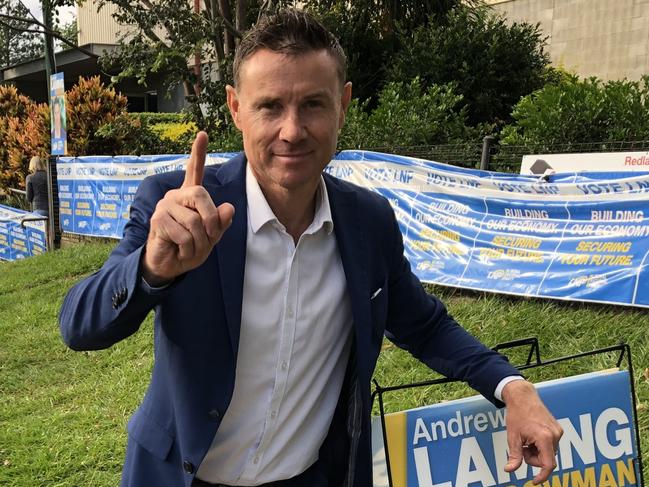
[50,72,67,156]
[56,153,237,238]
[327,151,649,308]
[521,152,649,175]
[0,204,48,261]
[58,150,649,307]
[372,370,639,487]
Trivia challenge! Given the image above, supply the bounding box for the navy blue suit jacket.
[59,154,519,486]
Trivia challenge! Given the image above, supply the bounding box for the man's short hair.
[233,8,347,86]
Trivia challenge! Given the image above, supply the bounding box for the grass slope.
[1,241,647,485]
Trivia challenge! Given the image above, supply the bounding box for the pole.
[47,155,60,250]
[480,136,496,171]
[42,0,57,93]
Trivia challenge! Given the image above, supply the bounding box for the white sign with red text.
[521,152,649,175]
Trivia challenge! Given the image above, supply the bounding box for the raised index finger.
[182,131,209,188]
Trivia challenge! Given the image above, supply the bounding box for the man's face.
[227,49,352,197]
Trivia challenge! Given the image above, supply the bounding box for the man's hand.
[502,380,563,484]
[141,132,235,286]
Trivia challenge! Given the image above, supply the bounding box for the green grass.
[1,241,648,485]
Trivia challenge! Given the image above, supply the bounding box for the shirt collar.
[246,164,334,235]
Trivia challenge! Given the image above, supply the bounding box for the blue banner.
[0,205,48,261]
[328,151,649,308]
[372,370,639,487]
[56,153,238,238]
[57,151,649,307]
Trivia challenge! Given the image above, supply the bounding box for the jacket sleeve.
[382,205,520,405]
[58,175,176,351]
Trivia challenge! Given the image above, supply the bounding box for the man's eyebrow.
[304,90,330,100]
[253,96,281,107]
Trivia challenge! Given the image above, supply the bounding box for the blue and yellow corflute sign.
[372,370,639,487]
[0,204,48,261]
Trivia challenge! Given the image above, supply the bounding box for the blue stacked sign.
[0,205,48,261]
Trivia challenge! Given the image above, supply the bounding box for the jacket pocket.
[127,409,174,461]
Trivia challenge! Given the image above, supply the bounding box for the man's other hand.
[502,380,563,484]
[142,132,235,286]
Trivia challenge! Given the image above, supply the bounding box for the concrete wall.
[485,0,649,81]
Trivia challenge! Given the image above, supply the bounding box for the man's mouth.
[274,151,312,159]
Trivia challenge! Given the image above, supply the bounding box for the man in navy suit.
[59,8,562,487]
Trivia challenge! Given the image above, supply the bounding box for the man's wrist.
[140,245,173,288]
[495,375,526,403]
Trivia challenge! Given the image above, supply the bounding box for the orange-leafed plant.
[66,76,129,156]
[0,86,49,190]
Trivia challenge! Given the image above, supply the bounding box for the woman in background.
[25,156,49,216]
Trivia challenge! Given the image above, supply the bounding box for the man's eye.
[305,100,323,109]
[260,102,280,111]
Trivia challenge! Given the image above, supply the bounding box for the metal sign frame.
[371,338,644,487]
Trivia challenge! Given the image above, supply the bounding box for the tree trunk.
[218,0,235,55]
[235,0,247,42]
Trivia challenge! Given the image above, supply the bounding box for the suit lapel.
[205,156,248,359]
[327,178,373,382]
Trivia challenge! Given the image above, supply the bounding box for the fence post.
[480,136,496,171]
[47,155,61,250]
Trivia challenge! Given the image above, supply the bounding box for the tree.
[0,0,81,69]
[303,0,477,104]
[57,19,78,48]
[387,7,551,128]
[96,0,475,124]
[97,0,284,131]
[0,2,43,68]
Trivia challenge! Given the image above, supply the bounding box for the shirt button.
[253,456,260,464]
[286,306,294,318]
[183,460,195,474]
[281,361,288,370]
[270,410,277,419]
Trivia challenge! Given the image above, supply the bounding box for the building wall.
[75,1,188,112]
[485,0,649,81]
[77,1,126,45]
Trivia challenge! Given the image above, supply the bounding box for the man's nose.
[278,110,307,143]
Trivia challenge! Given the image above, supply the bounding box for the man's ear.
[226,85,241,129]
[338,82,353,129]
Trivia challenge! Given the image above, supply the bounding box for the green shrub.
[93,115,168,155]
[206,119,243,153]
[131,112,186,125]
[338,78,470,150]
[501,76,649,148]
[387,7,550,128]
[150,121,197,144]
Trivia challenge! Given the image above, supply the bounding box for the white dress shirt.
[196,166,353,485]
